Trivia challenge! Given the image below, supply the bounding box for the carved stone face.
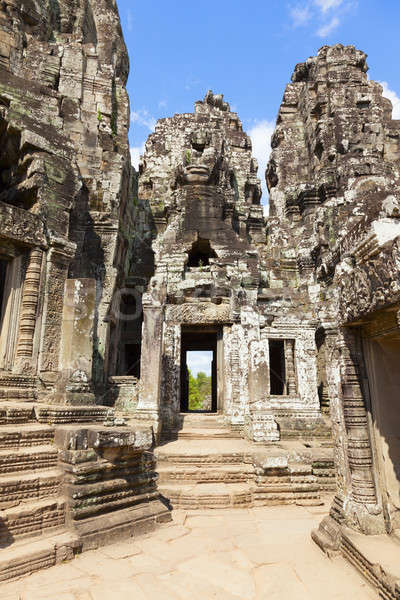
[176,129,221,186]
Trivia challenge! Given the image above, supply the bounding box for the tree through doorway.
[180,328,218,413]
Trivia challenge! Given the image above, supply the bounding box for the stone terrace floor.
[1,502,377,600]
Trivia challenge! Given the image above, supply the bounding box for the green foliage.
[185,149,191,165]
[97,108,102,122]
[188,369,212,410]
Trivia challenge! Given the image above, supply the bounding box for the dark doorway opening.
[180,327,218,413]
[269,339,286,395]
[116,291,143,378]
[124,343,141,378]
[187,238,217,267]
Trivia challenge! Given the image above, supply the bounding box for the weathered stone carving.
[132,89,323,443]
[0,0,170,582]
[0,3,398,591]
[266,43,400,595]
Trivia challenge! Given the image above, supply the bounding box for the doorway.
[364,331,400,531]
[180,327,219,413]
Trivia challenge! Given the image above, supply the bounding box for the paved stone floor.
[1,502,377,599]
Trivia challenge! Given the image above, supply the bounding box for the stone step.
[65,475,159,520]
[177,427,241,440]
[0,445,58,475]
[0,498,66,545]
[0,403,35,425]
[35,405,112,424]
[0,424,54,450]
[179,413,226,429]
[156,450,252,465]
[157,463,254,484]
[159,482,253,510]
[0,529,79,582]
[0,469,62,509]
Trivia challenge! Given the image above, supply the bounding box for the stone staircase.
[0,402,170,583]
[0,406,65,542]
[156,413,336,510]
[0,403,76,582]
[156,413,254,509]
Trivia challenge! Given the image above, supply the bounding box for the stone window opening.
[269,339,297,396]
[187,237,217,268]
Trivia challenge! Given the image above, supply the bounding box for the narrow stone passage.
[0,503,377,600]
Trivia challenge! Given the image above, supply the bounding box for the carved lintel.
[0,201,46,248]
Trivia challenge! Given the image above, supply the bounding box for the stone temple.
[0,1,399,598]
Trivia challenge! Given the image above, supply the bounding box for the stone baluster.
[285,339,297,395]
[16,248,43,358]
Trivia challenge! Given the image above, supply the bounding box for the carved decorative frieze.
[0,202,46,248]
[166,302,232,324]
[339,240,400,323]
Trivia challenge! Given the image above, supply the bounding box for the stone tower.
[130,91,325,443]
[267,44,400,597]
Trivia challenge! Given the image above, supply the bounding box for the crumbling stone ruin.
[268,45,400,599]
[0,1,399,596]
[0,0,170,583]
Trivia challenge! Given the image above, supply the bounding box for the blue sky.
[116,0,400,207]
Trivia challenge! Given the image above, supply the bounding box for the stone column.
[38,237,76,398]
[245,339,279,443]
[159,322,181,437]
[227,324,242,425]
[16,248,43,363]
[136,282,165,440]
[312,325,385,556]
[59,278,96,405]
[339,328,382,524]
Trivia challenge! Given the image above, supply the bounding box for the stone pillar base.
[312,516,400,599]
[125,408,161,444]
[244,412,280,443]
[311,515,342,557]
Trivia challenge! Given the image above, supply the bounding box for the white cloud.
[158,99,167,108]
[288,0,355,36]
[184,77,201,92]
[127,10,133,32]
[379,81,400,120]
[316,16,340,36]
[290,5,312,26]
[187,351,213,376]
[130,144,145,170]
[314,0,343,12]
[248,120,275,210]
[131,109,156,131]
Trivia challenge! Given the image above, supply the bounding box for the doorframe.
[180,326,221,413]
